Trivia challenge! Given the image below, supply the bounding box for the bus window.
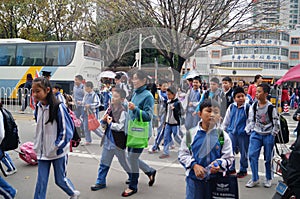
[0,46,9,66]
[84,44,101,59]
[16,44,45,66]
[46,43,75,66]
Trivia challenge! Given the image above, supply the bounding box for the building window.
[290,51,299,59]
[211,50,220,58]
[291,37,300,45]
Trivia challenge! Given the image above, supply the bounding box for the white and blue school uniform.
[95,105,131,185]
[33,102,77,199]
[245,101,280,182]
[82,91,101,143]
[178,124,234,199]
[184,88,201,130]
[0,111,17,199]
[152,90,168,151]
[162,98,183,155]
[54,91,66,104]
[222,102,250,173]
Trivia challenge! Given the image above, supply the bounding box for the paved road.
[3,109,298,199]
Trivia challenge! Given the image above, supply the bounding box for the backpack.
[0,107,20,153]
[186,128,224,151]
[252,101,289,144]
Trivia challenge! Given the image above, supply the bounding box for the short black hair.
[233,87,245,98]
[114,88,126,99]
[42,71,51,77]
[75,75,83,81]
[53,84,62,90]
[210,77,219,84]
[257,83,270,94]
[85,81,93,89]
[222,76,232,83]
[167,86,177,95]
[159,80,168,85]
[115,73,122,80]
[199,99,220,112]
[193,76,201,83]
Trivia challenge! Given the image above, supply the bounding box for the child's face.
[256,86,267,101]
[111,91,122,105]
[222,81,231,91]
[209,82,219,92]
[192,80,200,90]
[244,87,248,93]
[52,88,59,94]
[199,106,221,128]
[167,91,175,100]
[234,93,245,106]
[161,83,168,92]
[85,86,92,93]
[32,82,50,105]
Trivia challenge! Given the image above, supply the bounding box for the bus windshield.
[0,42,76,66]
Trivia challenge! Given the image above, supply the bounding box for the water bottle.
[202,162,219,179]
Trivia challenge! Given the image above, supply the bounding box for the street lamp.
[138,33,156,69]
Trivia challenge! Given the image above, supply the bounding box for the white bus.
[0,39,104,100]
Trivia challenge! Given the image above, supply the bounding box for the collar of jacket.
[134,85,147,94]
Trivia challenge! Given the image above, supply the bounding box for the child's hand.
[102,114,108,121]
[192,164,206,179]
[189,102,193,107]
[209,161,220,174]
[107,116,112,124]
[128,102,135,110]
[85,104,90,108]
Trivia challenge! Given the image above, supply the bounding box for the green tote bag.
[126,110,149,148]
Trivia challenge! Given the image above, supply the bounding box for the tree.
[95,0,287,72]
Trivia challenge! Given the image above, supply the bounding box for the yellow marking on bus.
[10,66,42,98]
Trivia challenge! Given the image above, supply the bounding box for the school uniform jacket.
[34,102,74,160]
[178,125,234,180]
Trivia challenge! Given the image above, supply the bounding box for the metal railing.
[0,87,33,114]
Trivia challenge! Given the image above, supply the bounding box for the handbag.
[209,175,239,199]
[126,110,149,148]
[87,108,100,131]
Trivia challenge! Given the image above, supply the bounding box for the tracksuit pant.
[34,155,77,199]
[0,177,16,199]
[163,124,182,155]
[248,132,274,182]
[229,133,249,172]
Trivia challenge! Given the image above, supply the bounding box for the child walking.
[32,77,80,199]
[179,99,234,199]
[159,86,183,159]
[81,81,102,145]
[90,88,131,191]
[245,83,279,188]
[222,87,250,177]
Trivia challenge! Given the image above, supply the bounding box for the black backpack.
[0,107,20,153]
[253,101,289,144]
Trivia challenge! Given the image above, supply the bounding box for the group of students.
[147,73,282,198]
[1,69,294,198]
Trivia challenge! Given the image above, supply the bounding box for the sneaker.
[237,171,247,178]
[246,179,259,188]
[159,154,170,159]
[264,179,272,188]
[148,148,158,154]
[70,190,80,199]
[91,184,106,191]
[6,168,17,176]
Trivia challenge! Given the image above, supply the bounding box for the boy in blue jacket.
[178,99,233,199]
[222,87,250,178]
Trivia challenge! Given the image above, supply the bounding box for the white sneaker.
[70,190,80,199]
[245,179,259,188]
[6,168,17,176]
[264,179,272,188]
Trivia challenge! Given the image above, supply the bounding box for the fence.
[0,87,33,114]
